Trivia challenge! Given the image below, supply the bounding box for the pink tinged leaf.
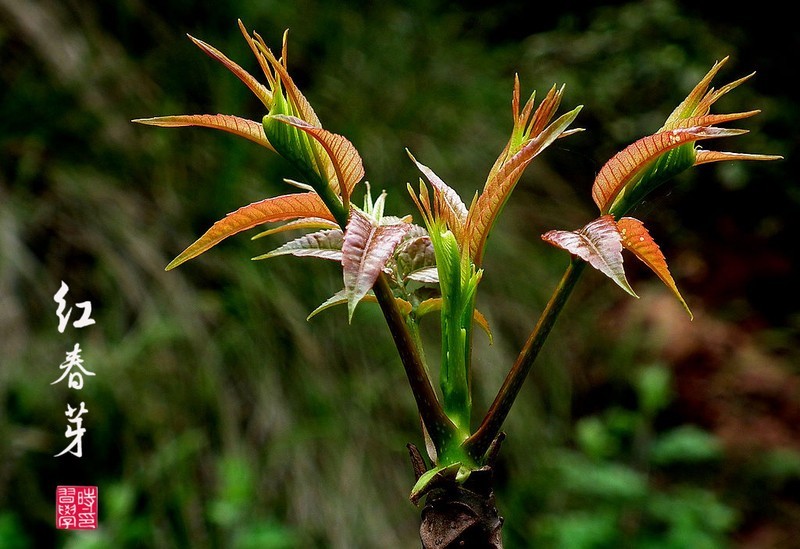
[408,152,468,242]
[132,115,275,151]
[270,114,365,202]
[187,34,272,108]
[252,229,344,261]
[342,210,412,321]
[617,217,692,319]
[165,192,333,270]
[542,215,637,297]
[693,72,755,119]
[694,149,783,166]
[591,126,748,213]
[406,266,439,284]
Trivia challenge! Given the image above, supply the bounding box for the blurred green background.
[2,0,798,547]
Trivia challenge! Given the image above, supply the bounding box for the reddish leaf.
[663,57,730,125]
[166,192,333,270]
[187,34,272,108]
[542,215,636,296]
[591,126,746,213]
[665,111,760,131]
[467,104,582,263]
[617,217,692,319]
[132,114,274,151]
[270,114,365,202]
[342,209,411,320]
[239,21,321,127]
[694,149,783,166]
[408,152,468,244]
[251,217,339,240]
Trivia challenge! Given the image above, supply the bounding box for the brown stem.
[418,466,503,548]
[464,258,586,460]
[373,273,457,447]
[324,193,455,445]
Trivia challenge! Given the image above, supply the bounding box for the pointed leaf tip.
[618,217,693,319]
[591,126,740,213]
[543,215,637,297]
[133,114,275,151]
[165,192,334,270]
[342,210,411,321]
[269,114,365,202]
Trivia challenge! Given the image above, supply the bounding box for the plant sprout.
[134,20,779,546]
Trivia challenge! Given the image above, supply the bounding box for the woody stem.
[464,257,586,461]
[327,196,457,451]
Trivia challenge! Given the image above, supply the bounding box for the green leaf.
[542,215,636,297]
[409,462,462,506]
[650,426,722,465]
[270,114,365,205]
[342,209,411,321]
[252,229,343,261]
[415,298,493,343]
[165,192,333,270]
[263,107,327,192]
[307,289,411,320]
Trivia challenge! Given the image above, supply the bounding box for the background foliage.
[1,0,797,547]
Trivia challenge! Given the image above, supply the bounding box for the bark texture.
[409,442,504,548]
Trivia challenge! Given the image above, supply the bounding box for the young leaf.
[165,192,333,270]
[694,149,783,165]
[591,126,747,214]
[405,267,439,284]
[132,114,274,151]
[393,230,437,281]
[252,229,344,261]
[467,104,583,263]
[243,23,322,127]
[251,217,339,240]
[617,217,692,319]
[342,209,411,321]
[270,114,365,203]
[187,33,272,109]
[408,152,468,244]
[542,215,637,297]
[666,111,761,131]
[307,289,412,320]
[661,57,757,129]
[415,298,494,343]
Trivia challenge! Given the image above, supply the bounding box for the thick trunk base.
[418,467,503,548]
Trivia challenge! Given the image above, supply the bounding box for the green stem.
[373,274,458,449]
[464,257,586,461]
